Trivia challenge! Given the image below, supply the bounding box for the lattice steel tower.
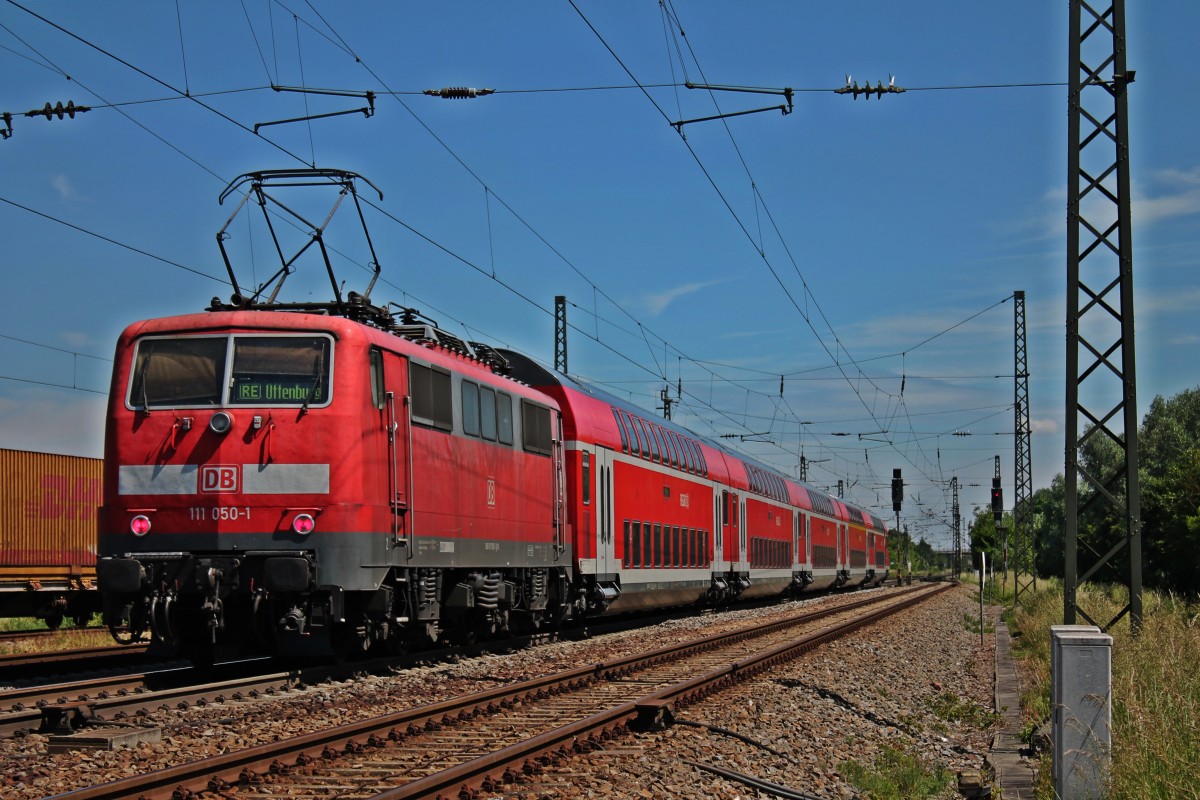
[1065,0,1141,630]
[1012,291,1035,605]
[951,476,962,577]
[554,295,568,375]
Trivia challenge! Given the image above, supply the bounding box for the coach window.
[480,386,497,441]
[674,432,693,473]
[497,393,513,445]
[612,409,630,453]
[652,426,670,466]
[673,526,682,567]
[653,523,663,567]
[632,521,642,567]
[658,426,674,468]
[410,362,453,431]
[624,412,639,455]
[623,521,631,568]
[462,381,481,437]
[582,451,591,506]
[665,430,680,469]
[680,437,695,473]
[521,400,553,456]
[369,348,384,409]
[626,413,644,457]
[643,523,653,568]
[638,419,657,462]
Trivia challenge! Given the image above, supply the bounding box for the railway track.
[0,601,737,738]
[50,583,949,800]
[0,643,152,685]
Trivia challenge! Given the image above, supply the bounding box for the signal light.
[209,411,234,435]
[891,468,903,513]
[991,478,1004,519]
[292,514,315,535]
[130,515,151,537]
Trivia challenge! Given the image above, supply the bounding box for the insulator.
[424,87,495,100]
[26,100,90,121]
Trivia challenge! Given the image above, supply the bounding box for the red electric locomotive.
[97,302,570,659]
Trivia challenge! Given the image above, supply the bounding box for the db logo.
[201,465,240,493]
[487,478,497,508]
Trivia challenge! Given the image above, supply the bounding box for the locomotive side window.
[480,387,498,441]
[521,400,553,456]
[130,336,226,408]
[497,393,514,445]
[463,382,510,445]
[230,336,331,407]
[410,362,453,431]
[461,381,481,437]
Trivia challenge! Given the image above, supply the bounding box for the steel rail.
[47,585,945,800]
[372,584,950,799]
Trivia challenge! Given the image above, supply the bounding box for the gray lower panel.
[604,578,710,613]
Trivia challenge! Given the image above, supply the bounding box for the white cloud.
[51,174,75,201]
[636,279,728,316]
[1030,417,1059,435]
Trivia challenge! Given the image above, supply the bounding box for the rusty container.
[0,448,101,575]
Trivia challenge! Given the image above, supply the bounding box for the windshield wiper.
[135,351,153,415]
[300,350,325,415]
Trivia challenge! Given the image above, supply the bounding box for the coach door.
[838,521,849,572]
[593,448,616,576]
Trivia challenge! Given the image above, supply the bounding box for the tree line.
[968,386,1200,596]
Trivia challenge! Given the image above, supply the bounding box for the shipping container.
[0,449,101,625]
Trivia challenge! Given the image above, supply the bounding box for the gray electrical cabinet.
[1051,625,1112,799]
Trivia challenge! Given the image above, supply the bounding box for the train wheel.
[44,610,64,631]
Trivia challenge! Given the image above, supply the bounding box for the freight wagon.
[0,448,101,627]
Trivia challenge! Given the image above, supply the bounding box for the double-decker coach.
[499,352,888,612]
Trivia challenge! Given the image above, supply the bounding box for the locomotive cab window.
[128,334,333,410]
[229,336,331,407]
[130,336,226,408]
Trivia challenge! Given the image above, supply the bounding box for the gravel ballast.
[0,584,996,798]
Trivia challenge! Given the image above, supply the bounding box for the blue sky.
[2,2,1197,550]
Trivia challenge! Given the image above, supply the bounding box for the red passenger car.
[500,352,888,611]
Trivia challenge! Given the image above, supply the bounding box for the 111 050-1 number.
[189,507,252,521]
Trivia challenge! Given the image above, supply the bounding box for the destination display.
[233,376,324,404]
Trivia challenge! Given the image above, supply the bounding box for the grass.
[926,691,1001,730]
[0,614,115,656]
[839,746,951,799]
[1006,580,1200,799]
